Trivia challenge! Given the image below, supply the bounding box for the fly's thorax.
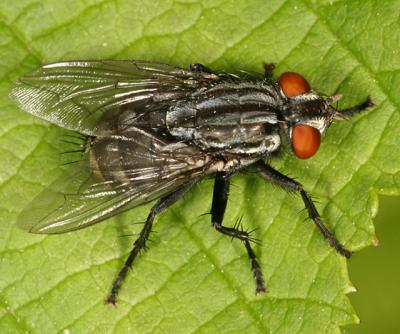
[166,81,282,157]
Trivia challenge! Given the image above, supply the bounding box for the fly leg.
[106,179,199,305]
[255,161,351,258]
[263,63,275,79]
[340,97,374,117]
[211,172,266,293]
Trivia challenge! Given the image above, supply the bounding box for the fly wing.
[17,129,210,234]
[10,60,220,136]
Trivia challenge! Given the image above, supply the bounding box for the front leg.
[255,161,351,258]
[339,97,374,117]
[211,172,266,293]
[263,62,275,79]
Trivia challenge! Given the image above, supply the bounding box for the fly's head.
[277,72,347,159]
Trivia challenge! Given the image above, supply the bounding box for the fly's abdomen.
[88,136,140,182]
[87,128,212,184]
[87,131,167,183]
[166,83,282,156]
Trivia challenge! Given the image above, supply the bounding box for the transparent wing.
[17,164,185,234]
[10,60,220,135]
[17,130,209,234]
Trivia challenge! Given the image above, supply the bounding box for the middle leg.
[211,172,266,293]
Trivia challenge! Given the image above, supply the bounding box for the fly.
[10,60,373,305]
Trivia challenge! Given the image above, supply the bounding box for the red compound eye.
[292,124,320,159]
[279,72,310,98]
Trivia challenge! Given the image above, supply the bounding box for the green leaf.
[0,0,399,333]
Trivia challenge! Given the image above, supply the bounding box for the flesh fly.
[10,60,373,304]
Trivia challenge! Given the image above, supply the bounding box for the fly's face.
[277,72,343,159]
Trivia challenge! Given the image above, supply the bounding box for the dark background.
[347,196,400,333]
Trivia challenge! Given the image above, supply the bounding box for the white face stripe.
[289,117,330,140]
[279,86,321,101]
[303,117,330,133]
[290,92,320,101]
